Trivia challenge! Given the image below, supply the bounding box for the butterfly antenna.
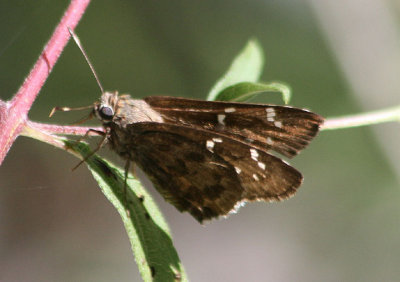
[68,27,105,94]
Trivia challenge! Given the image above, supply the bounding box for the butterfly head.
[94,91,119,123]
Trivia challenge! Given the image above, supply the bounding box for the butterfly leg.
[75,128,105,143]
[49,104,93,118]
[123,160,131,216]
[70,111,95,126]
[72,129,108,171]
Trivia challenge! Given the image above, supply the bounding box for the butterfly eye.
[99,106,114,120]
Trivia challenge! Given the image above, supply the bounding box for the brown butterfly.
[53,29,324,223]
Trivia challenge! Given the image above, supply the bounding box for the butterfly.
[87,92,323,223]
[54,28,324,223]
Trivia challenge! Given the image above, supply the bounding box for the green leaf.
[64,140,187,282]
[215,81,291,104]
[207,39,264,101]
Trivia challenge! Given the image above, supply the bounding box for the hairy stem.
[28,121,103,136]
[0,0,91,165]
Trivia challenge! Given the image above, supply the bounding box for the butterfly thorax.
[95,92,164,160]
[95,92,164,125]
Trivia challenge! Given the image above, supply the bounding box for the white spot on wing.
[258,161,266,170]
[218,114,226,125]
[253,174,260,181]
[266,108,276,122]
[274,121,282,128]
[206,140,215,152]
[234,166,242,174]
[212,137,223,143]
[266,137,274,145]
[224,107,236,113]
[250,148,259,161]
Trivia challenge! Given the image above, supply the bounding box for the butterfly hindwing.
[124,122,302,223]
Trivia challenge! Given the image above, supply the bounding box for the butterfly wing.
[145,96,324,158]
[127,122,302,223]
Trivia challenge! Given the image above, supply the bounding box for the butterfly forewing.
[122,122,303,223]
[145,96,324,158]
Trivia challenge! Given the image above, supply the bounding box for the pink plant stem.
[0,0,91,165]
[27,121,103,136]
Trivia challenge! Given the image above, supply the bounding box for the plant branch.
[20,123,99,166]
[0,0,91,165]
[27,121,103,136]
[21,123,66,150]
[322,104,400,130]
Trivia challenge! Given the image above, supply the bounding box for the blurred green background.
[1,1,400,281]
